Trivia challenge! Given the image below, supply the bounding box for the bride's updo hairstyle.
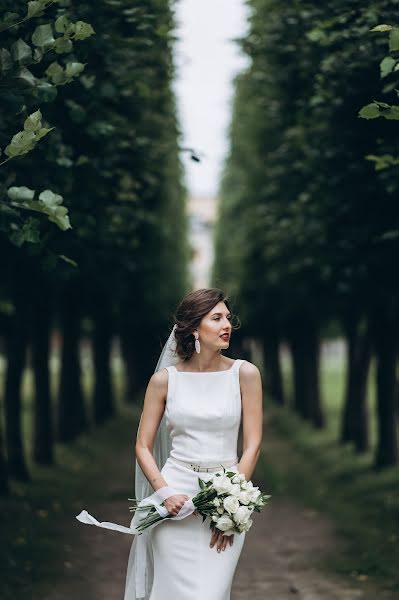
[173,288,240,361]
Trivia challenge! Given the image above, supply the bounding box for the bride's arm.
[135,368,170,492]
[236,362,263,481]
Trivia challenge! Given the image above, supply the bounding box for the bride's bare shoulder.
[239,359,261,380]
[148,367,169,390]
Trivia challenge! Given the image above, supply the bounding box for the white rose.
[212,475,233,495]
[212,514,219,522]
[230,483,241,497]
[223,495,240,514]
[215,514,234,532]
[217,506,225,514]
[238,474,246,482]
[239,490,252,505]
[232,475,241,484]
[233,505,251,525]
[243,518,253,532]
[213,497,221,507]
[249,488,261,502]
[240,481,249,490]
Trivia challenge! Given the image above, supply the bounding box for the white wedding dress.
[131,358,247,600]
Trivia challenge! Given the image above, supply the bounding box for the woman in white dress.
[132,288,263,600]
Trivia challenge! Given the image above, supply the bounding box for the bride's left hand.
[209,527,234,552]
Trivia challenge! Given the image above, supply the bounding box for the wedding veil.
[124,323,180,600]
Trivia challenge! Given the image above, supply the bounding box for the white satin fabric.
[144,359,247,600]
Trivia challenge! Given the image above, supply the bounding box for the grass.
[256,342,399,593]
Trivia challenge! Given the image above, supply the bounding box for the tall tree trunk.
[120,330,140,404]
[340,317,371,452]
[289,328,308,417]
[0,426,9,495]
[373,313,398,468]
[31,279,54,465]
[262,332,284,405]
[4,277,30,480]
[92,299,114,425]
[57,281,87,442]
[304,324,324,428]
[289,319,323,427]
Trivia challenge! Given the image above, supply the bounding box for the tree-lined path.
[33,407,395,600]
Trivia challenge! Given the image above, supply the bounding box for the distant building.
[187,194,217,288]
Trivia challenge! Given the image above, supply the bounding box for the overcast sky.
[172,0,250,199]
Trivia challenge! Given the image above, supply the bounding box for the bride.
[128,287,263,600]
[76,287,263,599]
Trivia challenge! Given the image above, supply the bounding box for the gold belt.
[170,456,238,473]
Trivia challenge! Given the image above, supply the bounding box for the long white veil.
[124,323,180,600]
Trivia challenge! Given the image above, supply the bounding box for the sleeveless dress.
[147,358,247,600]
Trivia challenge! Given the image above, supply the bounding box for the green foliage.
[0,0,94,243]
[214,0,399,339]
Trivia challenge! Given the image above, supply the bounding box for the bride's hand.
[163,494,190,516]
[210,527,234,552]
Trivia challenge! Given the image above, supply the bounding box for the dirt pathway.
[35,422,395,600]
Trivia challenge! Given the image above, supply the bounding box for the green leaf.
[73,21,95,40]
[24,109,42,131]
[5,130,36,157]
[11,38,32,64]
[32,23,54,48]
[27,1,45,18]
[17,66,37,86]
[358,103,380,119]
[389,28,399,52]
[0,48,13,74]
[7,186,35,202]
[65,61,85,78]
[370,24,393,32]
[54,14,70,33]
[380,56,396,78]
[38,189,62,208]
[54,37,73,54]
[21,217,40,243]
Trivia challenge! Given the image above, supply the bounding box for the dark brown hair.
[172,288,240,361]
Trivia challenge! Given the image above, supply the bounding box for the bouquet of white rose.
[128,466,271,535]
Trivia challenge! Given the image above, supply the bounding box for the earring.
[194,333,201,354]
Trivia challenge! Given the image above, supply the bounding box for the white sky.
[172,0,250,199]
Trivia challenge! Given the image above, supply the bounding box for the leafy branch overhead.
[0,0,95,244]
[359,24,399,171]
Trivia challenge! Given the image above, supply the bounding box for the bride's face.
[196,301,232,350]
